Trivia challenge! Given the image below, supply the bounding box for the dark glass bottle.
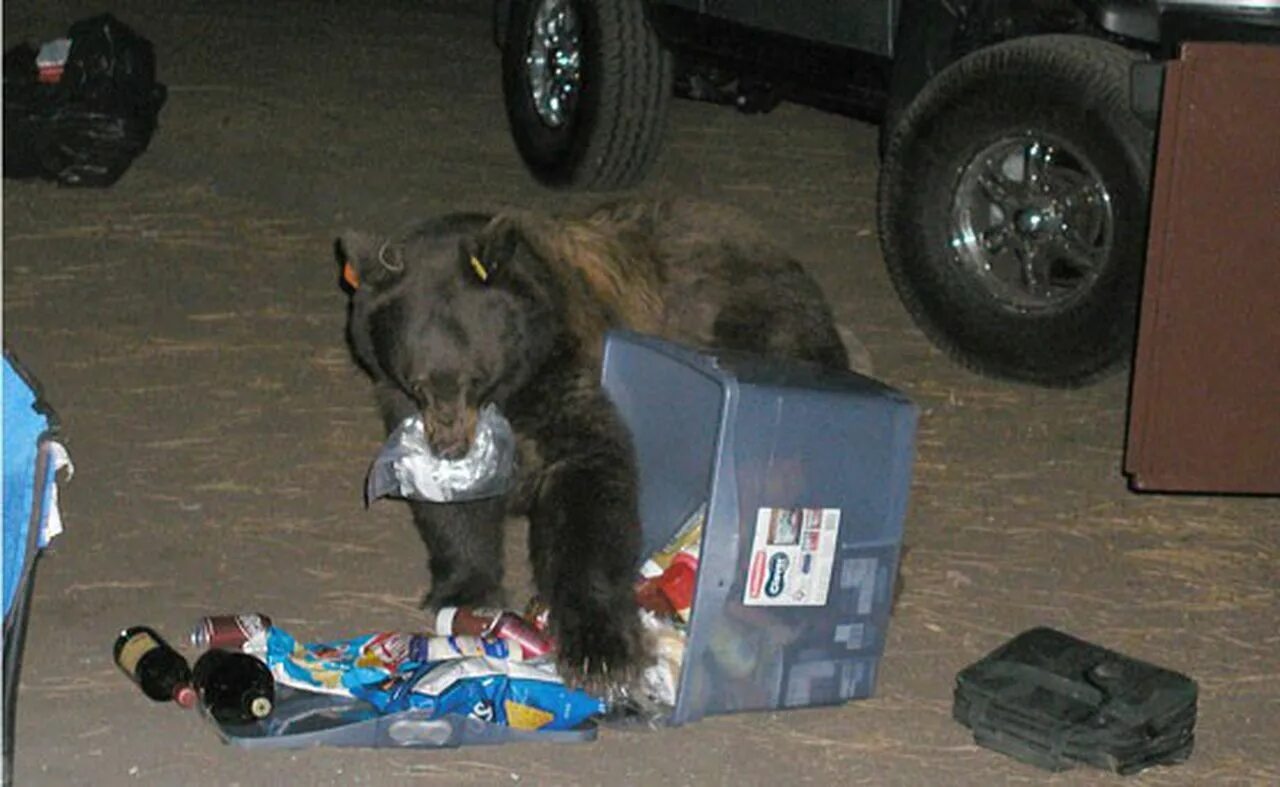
[192,649,275,724]
[113,626,197,708]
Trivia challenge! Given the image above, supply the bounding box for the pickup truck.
[493,0,1280,386]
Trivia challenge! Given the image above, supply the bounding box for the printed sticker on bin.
[744,507,840,606]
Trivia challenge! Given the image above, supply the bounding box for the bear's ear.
[459,219,524,286]
[335,230,404,292]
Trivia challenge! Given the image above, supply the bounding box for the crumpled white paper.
[365,403,516,504]
[40,440,73,547]
[639,609,687,710]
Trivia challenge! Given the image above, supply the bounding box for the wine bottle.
[113,626,197,708]
[192,649,275,724]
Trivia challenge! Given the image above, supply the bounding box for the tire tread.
[579,0,672,189]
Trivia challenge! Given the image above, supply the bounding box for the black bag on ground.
[3,13,167,186]
[952,627,1198,775]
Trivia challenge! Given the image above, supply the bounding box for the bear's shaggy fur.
[340,198,862,692]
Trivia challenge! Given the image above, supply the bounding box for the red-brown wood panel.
[1125,42,1280,494]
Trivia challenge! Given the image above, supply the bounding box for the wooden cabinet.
[1125,42,1280,494]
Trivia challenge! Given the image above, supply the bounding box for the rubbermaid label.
[743,507,840,606]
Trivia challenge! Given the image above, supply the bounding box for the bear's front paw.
[554,598,651,698]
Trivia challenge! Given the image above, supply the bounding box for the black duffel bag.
[953,627,1198,775]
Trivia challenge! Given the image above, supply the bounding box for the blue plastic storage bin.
[601,331,918,725]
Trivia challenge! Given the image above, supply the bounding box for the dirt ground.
[3,1,1277,785]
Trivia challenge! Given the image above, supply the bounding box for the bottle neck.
[249,695,273,719]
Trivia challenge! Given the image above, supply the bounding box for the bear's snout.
[409,373,480,460]
[423,403,479,460]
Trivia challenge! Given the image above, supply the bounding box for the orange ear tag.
[342,261,360,289]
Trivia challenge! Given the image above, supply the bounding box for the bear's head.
[338,214,563,459]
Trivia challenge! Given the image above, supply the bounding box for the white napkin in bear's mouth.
[365,403,517,504]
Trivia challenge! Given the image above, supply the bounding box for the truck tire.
[502,0,673,190]
[878,35,1154,387]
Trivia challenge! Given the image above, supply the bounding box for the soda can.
[489,613,555,660]
[433,606,555,660]
[190,613,273,651]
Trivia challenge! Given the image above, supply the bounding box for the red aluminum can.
[488,612,555,660]
[190,613,273,651]
[434,606,555,659]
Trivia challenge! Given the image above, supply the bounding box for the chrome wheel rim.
[950,133,1115,313]
[525,0,582,129]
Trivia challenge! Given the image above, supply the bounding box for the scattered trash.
[244,623,607,739]
[3,13,167,186]
[953,627,1198,775]
[111,333,917,750]
[113,626,196,708]
[115,557,688,743]
[365,404,517,504]
[262,629,533,699]
[115,616,605,748]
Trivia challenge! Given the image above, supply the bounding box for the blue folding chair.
[3,350,71,787]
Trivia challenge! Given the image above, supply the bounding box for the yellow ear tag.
[469,255,490,282]
[342,261,360,290]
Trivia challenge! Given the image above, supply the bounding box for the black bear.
[339,199,864,693]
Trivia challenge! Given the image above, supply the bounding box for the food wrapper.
[638,611,687,709]
[382,657,607,730]
[636,503,703,625]
[262,627,603,731]
[366,403,517,503]
[264,629,523,697]
[640,503,705,578]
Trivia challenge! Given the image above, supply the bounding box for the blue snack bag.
[396,657,607,730]
[264,628,518,698]
[262,627,605,731]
